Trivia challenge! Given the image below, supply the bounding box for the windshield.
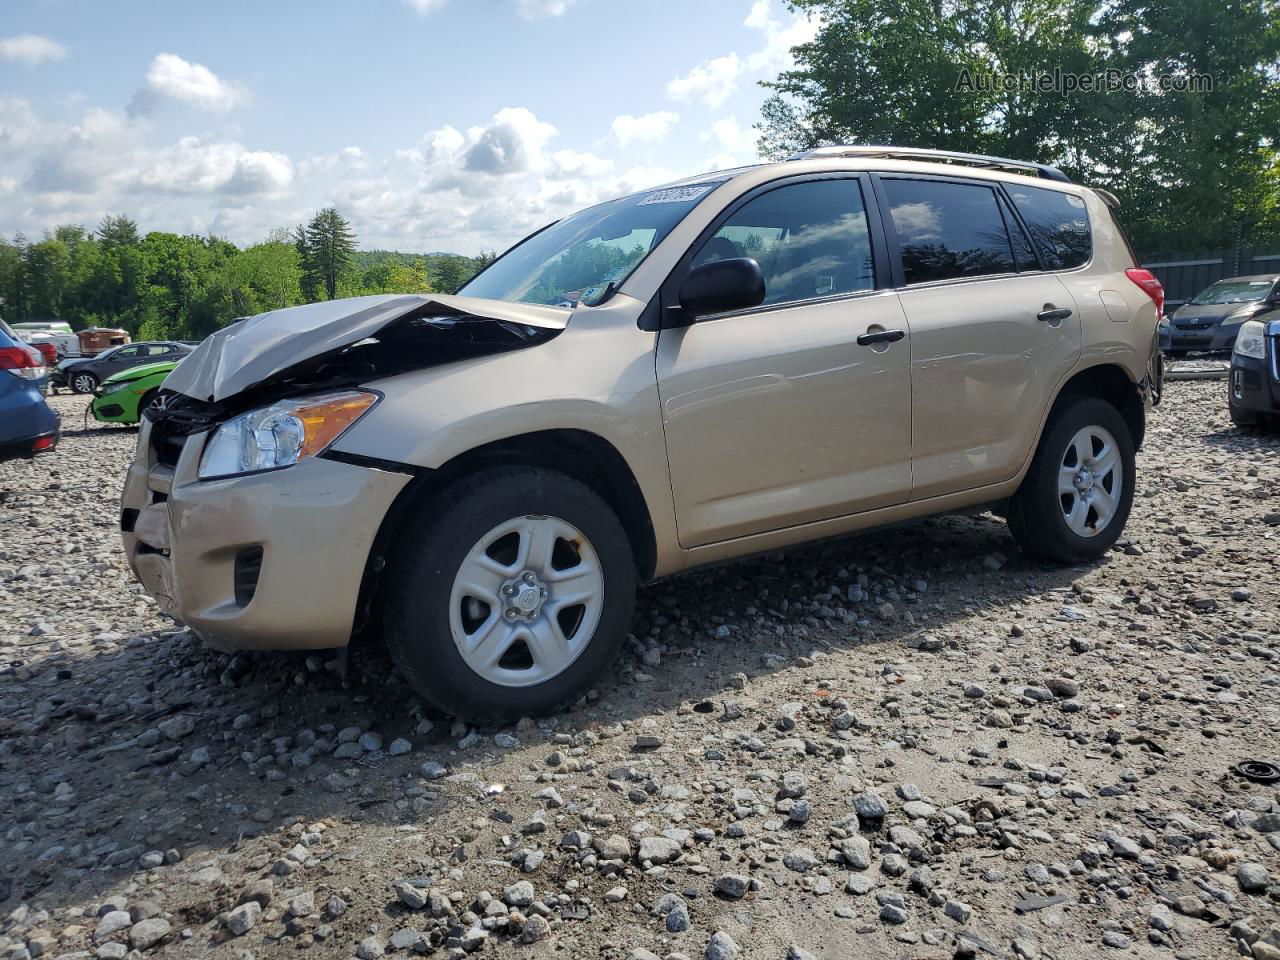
[1190,279,1274,305]
[460,181,726,307]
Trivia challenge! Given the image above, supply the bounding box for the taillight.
[32,342,57,365]
[1125,268,1165,318]
[0,346,46,380]
[32,434,56,452]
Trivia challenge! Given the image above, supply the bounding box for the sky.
[0,0,819,255]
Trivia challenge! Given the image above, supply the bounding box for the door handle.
[856,329,906,346]
[1037,305,1072,323]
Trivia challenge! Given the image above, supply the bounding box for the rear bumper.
[0,426,59,462]
[1230,352,1280,415]
[0,387,60,460]
[121,420,410,650]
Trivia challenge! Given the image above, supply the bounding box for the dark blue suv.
[0,317,60,462]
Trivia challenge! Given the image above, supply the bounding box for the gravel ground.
[2,383,1278,960]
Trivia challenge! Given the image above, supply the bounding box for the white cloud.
[404,0,575,18]
[611,111,679,147]
[126,137,293,196]
[516,0,576,17]
[0,34,66,65]
[0,97,46,157]
[132,53,244,114]
[463,106,557,174]
[745,6,820,74]
[702,117,757,158]
[666,2,819,109]
[224,151,295,196]
[298,146,368,178]
[0,97,711,254]
[666,54,742,108]
[743,0,773,31]
[550,149,613,178]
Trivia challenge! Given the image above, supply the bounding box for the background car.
[90,359,178,425]
[56,341,193,394]
[1160,274,1280,356]
[1229,318,1279,429]
[0,318,59,461]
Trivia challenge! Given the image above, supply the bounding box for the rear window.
[882,178,1015,285]
[1006,184,1091,270]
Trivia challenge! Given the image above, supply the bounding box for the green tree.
[757,0,1280,253]
[301,208,357,301]
[430,254,478,294]
[228,238,303,314]
[1094,0,1280,250]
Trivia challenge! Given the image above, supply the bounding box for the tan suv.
[122,146,1164,720]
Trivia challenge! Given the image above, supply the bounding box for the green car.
[90,360,177,425]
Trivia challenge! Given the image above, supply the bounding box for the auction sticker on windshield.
[638,185,715,205]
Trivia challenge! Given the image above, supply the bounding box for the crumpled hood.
[164,293,569,403]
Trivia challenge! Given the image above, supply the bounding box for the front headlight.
[1222,306,1262,325]
[1233,320,1267,360]
[198,390,379,480]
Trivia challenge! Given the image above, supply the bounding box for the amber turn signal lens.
[294,392,379,458]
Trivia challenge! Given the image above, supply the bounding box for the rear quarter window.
[1006,184,1091,270]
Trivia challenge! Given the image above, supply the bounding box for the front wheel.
[1007,397,1136,564]
[384,467,636,722]
[71,371,98,394]
[138,389,163,421]
[1229,402,1263,430]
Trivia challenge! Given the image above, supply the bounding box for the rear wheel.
[384,467,636,722]
[71,371,98,394]
[1008,397,1135,564]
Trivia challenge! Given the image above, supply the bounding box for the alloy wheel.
[1057,425,1123,538]
[448,514,604,688]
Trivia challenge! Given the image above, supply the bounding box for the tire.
[1007,396,1136,564]
[71,371,98,394]
[384,466,636,722]
[138,389,161,421]
[1229,402,1262,429]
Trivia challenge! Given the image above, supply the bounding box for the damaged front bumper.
[122,417,410,650]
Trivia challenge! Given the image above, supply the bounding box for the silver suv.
[122,146,1164,720]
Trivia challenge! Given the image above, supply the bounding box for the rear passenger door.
[656,175,912,547]
[874,174,1083,500]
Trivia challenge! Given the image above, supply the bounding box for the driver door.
[656,175,913,548]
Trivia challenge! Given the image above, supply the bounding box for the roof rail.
[789,145,1072,183]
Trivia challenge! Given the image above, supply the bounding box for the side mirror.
[678,257,765,320]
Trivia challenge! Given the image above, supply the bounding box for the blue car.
[0,317,60,462]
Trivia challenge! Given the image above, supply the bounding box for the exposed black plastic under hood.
[154,294,566,427]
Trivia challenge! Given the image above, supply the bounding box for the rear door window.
[881,178,1015,285]
[1005,184,1092,270]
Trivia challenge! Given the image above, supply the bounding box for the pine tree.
[301,208,357,301]
[96,215,140,249]
[293,223,320,302]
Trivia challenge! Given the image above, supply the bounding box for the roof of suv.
[654,145,1091,202]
